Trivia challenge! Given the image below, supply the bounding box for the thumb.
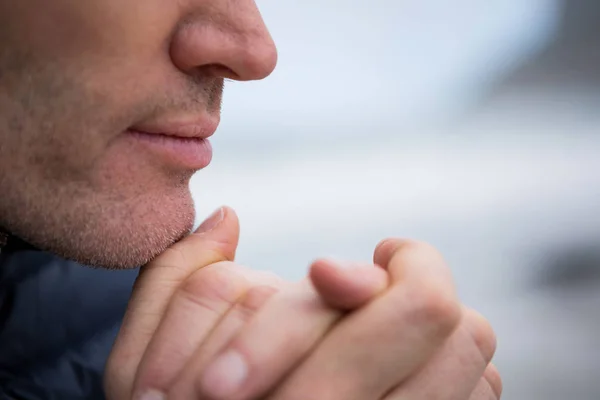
[158,205,240,274]
[105,206,239,399]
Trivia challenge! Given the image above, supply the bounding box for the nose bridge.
[171,0,277,81]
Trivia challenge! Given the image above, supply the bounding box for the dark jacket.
[0,234,138,400]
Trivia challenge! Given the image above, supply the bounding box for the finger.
[269,240,461,400]
[132,267,285,396]
[170,260,385,400]
[105,206,239,400]
[373,237,403,269]
[167,284,279,400]
[310,258,389,310]
[385,308,497,399]
[185,280,343,400]
[131,262,255,398]
[468,378,499,400]
[483,363,503,398]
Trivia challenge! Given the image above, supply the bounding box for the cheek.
[94,136,194,194]
[19,80,120,181]
[1,0,177,65]
[0,71,124,190]
[0,46,190,193]
[0,0,194,189]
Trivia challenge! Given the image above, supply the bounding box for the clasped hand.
[105,207,501,400]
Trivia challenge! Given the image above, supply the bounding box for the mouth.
[125,117,218,170]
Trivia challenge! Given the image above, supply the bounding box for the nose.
[170,0,278,81]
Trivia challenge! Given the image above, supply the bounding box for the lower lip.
[126,130,213,170]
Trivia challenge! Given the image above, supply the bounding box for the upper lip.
[129,115,219,139]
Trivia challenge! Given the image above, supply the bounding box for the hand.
[104,207,388,400]
[264,239,502,400]
[150,237,501,400]
[105,206,501,399]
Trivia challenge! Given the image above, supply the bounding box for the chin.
[22,188,198,270]
[88,205,196,269]
[73,219,194,270]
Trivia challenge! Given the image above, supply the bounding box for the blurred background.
[191,1,600,398]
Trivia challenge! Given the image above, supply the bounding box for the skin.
[0,0,501,398]
[107,208,501,400]
[0,0,276,268]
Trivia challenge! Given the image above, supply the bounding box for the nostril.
[206,64,240,80]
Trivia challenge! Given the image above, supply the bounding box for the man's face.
[0,0,277,268]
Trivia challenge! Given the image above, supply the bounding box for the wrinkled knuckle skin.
[409,283,461,338]
[237,285,279,315]
[178,263,248,313]
[465,310,497,364]
[388,240,459,334]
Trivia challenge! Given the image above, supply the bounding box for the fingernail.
[137,389,166,400]
[201,350,248,398]
[197,207,224,234]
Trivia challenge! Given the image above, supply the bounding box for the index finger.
[105,206,239,399]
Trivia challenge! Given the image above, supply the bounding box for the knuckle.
[388,239,460,336]
[406,281,461,337]
[375,238,436,267]
[389,239,452,277]
[397,239,444,263]
[465,309,497,363]
[249,270,287,288]
[484,363,503,398]
[178,262,249,314]
[375,238,449,274]
[237,285,279,315]
[470,377,499,400]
